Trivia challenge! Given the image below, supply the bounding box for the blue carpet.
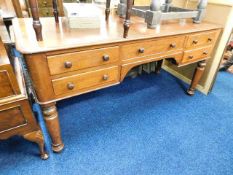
[0,71,233,175]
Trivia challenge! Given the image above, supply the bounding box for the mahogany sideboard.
[12,12,221,152]
[0,38,48,159]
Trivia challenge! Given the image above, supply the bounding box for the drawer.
[38,8,53,17]
[47,46,119,75]
[121,36,185,60]
[181,46,213,64]
[0,105,27,133]
[185,31,218,49]
[38,0,53,7]
[52,66,119,96]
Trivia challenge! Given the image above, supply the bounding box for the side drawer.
[185,31,218,49]
[52,66,119,96]
[0,105,27,133]
[47,46,119,75]
[181,46,213,64]
[121,36,185,60]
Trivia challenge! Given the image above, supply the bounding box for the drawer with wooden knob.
[121,36,185,60]
[185,30,219,49]
[52,66,119,96]
[47,46,119,75]
[38,0,53,7]
[181,46,213,64]
[38,8,53,17]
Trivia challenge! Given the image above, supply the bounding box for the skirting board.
[162,65,208,95]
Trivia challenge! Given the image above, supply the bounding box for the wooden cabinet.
[0,38,48,159]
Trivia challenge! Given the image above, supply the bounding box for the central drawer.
[47,46,119,75]
[121,36,185,60]
[52,66,119,96]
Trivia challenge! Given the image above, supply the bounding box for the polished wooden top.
[12,11,222,54]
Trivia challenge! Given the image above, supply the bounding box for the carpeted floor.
[0,70,233,175]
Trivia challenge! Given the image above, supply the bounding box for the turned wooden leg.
[28,0,43,41]
[123,0,133,38]
[165,0,172,12]
[194,0,208,23]
[155,59,163,74]
[41,103,64,153]
[105,0,111,21]
[23,130,49,160]
[52,0,59,23]
[187,60,207,96]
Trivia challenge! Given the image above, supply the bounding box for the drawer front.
[38,0,53,7]
[185,31,218,49]
[0,105,27,133]
[0,70,14,98]
[47,46,119,75]
[121,36,185,60]
[182,46,213,64]
[38,8,53,17]
[52,66,119,96]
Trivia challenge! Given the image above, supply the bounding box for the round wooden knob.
[208,38,212,42]
[138,48,145,53]
[103,55,110,61]
[193,40,198,44]
[67,83,75,90]
[64,61,72,68]
[170,43,176,48]
[203,51,208,55]
[188,55,194,59]
[43,1,47,7]
[103,74,109,80]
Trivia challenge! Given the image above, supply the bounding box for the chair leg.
[28,0,43,41]
[52,0,59,23]
[123,0,134,38]
[105,0,111,21]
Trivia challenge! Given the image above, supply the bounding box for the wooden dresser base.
[0,98,48,159]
